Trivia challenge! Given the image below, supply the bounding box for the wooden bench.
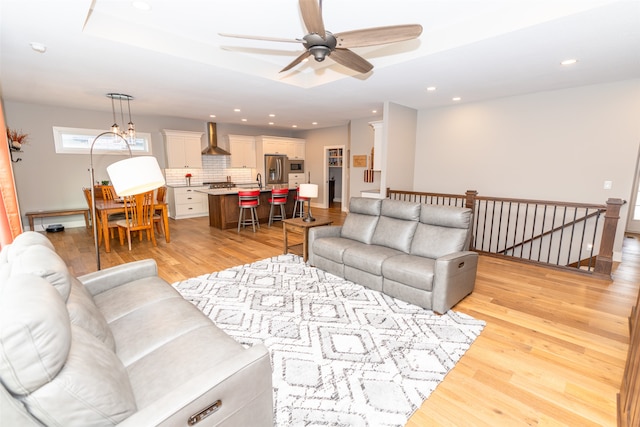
[25,208,90,231]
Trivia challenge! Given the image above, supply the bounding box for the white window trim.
[52,126,152,155]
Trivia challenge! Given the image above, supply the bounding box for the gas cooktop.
[204,182,235,189]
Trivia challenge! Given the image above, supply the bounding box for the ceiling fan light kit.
[221,0,422,74]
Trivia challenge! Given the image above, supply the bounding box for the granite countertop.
[166,184,208,188]
[196,186,295,196]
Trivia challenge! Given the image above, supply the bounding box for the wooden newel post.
[595,198,625,277]
[465,190,478,251]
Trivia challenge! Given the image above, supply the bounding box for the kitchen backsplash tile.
[164,155,255,186]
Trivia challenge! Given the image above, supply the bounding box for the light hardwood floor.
[44,206,639,426]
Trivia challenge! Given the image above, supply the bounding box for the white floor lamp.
[89,132,165,270]
[299,183,318,222]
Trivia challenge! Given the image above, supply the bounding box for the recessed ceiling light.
[452,97,461,101]
[426,86,436,91]
[234,108,241,112]
[268,122,275,125]
[30,42,47,53]
[372,110,377,114]
[292,125,298,128]
[269,113,276,117]
[561,58,578,66]
[312,122,318,125]
[209,114,216,118]
[241,118,247,122]
[132,1,151,11]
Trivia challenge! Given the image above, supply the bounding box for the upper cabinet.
[289,140,306,160]
[257,136,305,159]
[162,129,203,169]
[229,135,256,168]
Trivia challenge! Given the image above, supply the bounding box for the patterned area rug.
[173,254,485,426]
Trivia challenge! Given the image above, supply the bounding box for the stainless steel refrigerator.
[265,154,288,186]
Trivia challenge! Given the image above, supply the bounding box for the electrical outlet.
[603,180,612,190]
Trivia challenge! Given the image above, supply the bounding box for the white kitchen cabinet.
[258,136,305,158]
[167,186,208,219]
[262,138,288,155]
[162,129,203,169]
[289,140,306,160]
[229,135,256,168]
[288,173,305,189]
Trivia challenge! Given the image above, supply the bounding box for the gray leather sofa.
[0,231,273,427]
[308,197,478,314]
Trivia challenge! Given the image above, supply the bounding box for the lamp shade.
[299,183,318,198]
[107,156,165,197]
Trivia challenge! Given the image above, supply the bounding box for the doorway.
[324,145,345,210]
[627,146,640,233]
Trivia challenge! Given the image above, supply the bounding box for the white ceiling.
[1,0,639,130]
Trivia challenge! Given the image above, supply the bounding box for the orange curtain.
[0,102,23,247]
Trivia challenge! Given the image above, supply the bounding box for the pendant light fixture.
[107,93,135,142]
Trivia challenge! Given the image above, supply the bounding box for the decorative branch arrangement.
[6,127,29,150]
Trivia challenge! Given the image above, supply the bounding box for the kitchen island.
[198,187,298,230]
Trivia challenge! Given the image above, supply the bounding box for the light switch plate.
[604,180,613,190]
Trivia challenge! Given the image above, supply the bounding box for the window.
[52,127,152,155]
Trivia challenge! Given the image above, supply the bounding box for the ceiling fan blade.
[299,0,325,38]
[219,33,302,43]
[330,48,373,74]
[280,51,312,73]
[334,24,423,48]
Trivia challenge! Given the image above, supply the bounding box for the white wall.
[414,79,640,257]
[384,102,417,192]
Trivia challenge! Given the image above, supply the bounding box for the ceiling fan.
[220,0,423,74]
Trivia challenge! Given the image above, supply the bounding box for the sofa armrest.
[308,225,342,241]
[117,344,273,427]
[308,225,342,265]
[78,259,159,297]
[432,251,478,314]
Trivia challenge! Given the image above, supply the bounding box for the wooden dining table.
[94,199,170,252]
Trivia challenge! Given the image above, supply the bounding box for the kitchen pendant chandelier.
[107,93,135,142]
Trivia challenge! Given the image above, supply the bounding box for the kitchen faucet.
[256,173,262,189]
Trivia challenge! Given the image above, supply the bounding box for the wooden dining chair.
[153,186,167,236]
[83,187,118,246]
[101,185,118,200]
[116,190,157,250]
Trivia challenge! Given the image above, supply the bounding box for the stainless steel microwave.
[288,159,304,173]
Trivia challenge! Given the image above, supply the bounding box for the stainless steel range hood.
[201,122,230,155]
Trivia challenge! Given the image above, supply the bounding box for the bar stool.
[292,187,309,218]
[237,190,260,232]
[268,188,289,226]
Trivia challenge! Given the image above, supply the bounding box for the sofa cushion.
[382,254,436,291]
[340,198,382,244]
[67,277,116,351]
[370,200,419,253]
[381,199,421,221]
[420,205,472,229]
[343,244,403,275]
[349,197,383,216]
[24,325,137,426]
[4,231,55,261]
[9,244,73,301]
[410,205,472,259]
[312,236,365,264]
[0,274,71,395]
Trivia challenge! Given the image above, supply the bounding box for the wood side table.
[282,217,333,261]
